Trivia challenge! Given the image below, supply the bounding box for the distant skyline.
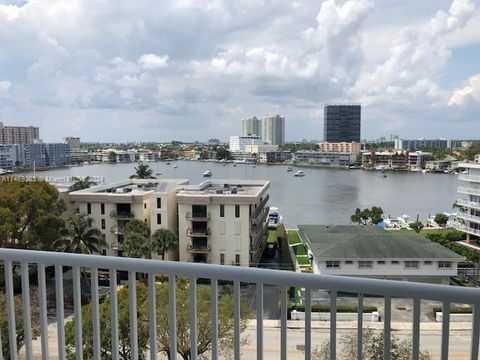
[0,0,479,142]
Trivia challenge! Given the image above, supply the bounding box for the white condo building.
[456,154,480,241]
[264,115,285,146]
[242,116,262,137]
[229,135,262,152]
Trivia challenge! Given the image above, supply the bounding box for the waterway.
[24,161,460,227]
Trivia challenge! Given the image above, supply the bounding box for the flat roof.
[298,225,463,260]
[177,179,269,197]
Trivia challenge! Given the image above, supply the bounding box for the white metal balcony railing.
[459,174,480,183]
[0,248,479,360]
[455,199,480,210]
[456,223,480,236]
[458,187,480,196]
[186,211,211,221]
[456,212,480,224]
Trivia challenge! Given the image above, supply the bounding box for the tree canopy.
[350,207,384,225]
[53,214,106,254]
[433,213,448,227]
[70,176,97,191]
[409,221,424,233]
[152,228,178,260]
[129,163,156,179]
[123,219,151,258]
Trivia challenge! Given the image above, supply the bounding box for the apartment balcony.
[186,228,210,237]
[458,187,480,196]
[456,212,480,225]
[1,248,479,360]
[252,194,270,219]
[109,210,135,219]
[110,225,124,235]
[456,223,480,237]
[251,205,269,227]
[456,199,480,210]
[459,174,480,183]
[186,211,211,222]
[186,244,211,253]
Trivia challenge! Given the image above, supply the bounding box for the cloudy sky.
[0,0,479,142]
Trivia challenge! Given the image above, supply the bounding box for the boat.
[203,170,212,177]
[287,167,293,172]
[155,172,162,176]
[166,161,170,165]
[233,164,237,167]
[173,164,178,168]
[268,207,283,228]
[294,170,305,177]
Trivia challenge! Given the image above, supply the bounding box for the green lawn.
[287,230,302,245]
[293,243,307,256]
[267,230,278,244]
[296,255,310,265]
[388,227,455,236]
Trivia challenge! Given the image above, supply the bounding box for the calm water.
[26,161,460,227]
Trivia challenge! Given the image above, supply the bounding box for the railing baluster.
[55,264,66,360]
[72,267,83,360]
[190,277,198,360]
[384,296,391,360]
[149,273,157,360]
[412,298,420,360]
[281,286,287,360]
[441,301,450,360]
[5,261,17,359]
[211,279,218,360]
[305,288,311,360]
[91,268,101,360]
[128,271,138,360]
[471,304,480,360]
[20,262,33,360]
[330,290,337,360]
[357,294,363,360]
[37,263,49,360]
[110,269,119,360]
[257,283,263,360]
[234,280,241,360]
[169,275,177,360]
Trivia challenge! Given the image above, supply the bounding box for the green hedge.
[432,306,472,315]
[292,304,377,313]
[426,232,480,263]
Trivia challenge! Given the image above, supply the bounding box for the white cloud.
[448,74,480,106]
[138,54,169,70]
[0,80,11,97]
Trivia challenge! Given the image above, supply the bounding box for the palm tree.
[70,176,97,191]
[54,214,106,254]
[152,228,178,260]
[129,163,156,179]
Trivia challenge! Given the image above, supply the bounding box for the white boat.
[294,170,305,177]
[268,207,283,228]
[203,170,212,177]
[173,164,178,168]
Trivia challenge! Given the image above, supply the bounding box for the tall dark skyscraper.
[323,104,361,142]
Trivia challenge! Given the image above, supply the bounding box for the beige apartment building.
[176,180,270,267]
[68,178,271,267]
[318,141,361,154]
[0,122,40,144]
[68,179,188,259]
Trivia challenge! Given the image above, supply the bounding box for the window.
[391,261,399,265]
[157,213,162,225]
[157,198,161,209]
[345,261,353,264]
[424,261,432,265]
[220,253,225,265]
[87,203,91,214]
[405,261,419,269]
[102,249,107,256]
[326,261,340,268]
[101,203,105,215]
[377,261,385,265]
[101,219,105,230]
[358,261,373,269]
[235,205,240,218]
[220,205,225,218]
[438,261,452,269]
[235,254,240,266]
[144,202,147,209]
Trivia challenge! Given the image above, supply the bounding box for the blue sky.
[0,0,479,143]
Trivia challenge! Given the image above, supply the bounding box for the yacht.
[287,167,293,172]
[294,170,305,177]
[173,164,178,168]
[203,170,212,177]
[268,207,283,228]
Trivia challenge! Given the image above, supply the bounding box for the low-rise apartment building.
[455,155,480,242]
[318,141,361,154]
[69,179,188,259]
[298,225,463,284]
[176,180,270,267]
[362,150,432,169]
[294,151,355,167]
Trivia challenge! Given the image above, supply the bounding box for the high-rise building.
[323,104,361,143]
[242,117,262,137]
[264,115,285,146]
[63,137,81,150]
[0,122,40,144]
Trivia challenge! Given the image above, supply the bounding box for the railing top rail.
[1,248,479,304]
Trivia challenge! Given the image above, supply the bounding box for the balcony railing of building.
[456,223,480,237]
[251,222,269,252]
[252,194,270,219]
[251,205,269,227]
[459,174,480,183]
[456,199,480,210]
[456,212,480,224]
[110,225,124,235]
[458,187,480,196]
[109,210,135,219]
[186,228,211,237]
[186,244,211,254]
[185,211,211,222]
[0,248,480,360]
